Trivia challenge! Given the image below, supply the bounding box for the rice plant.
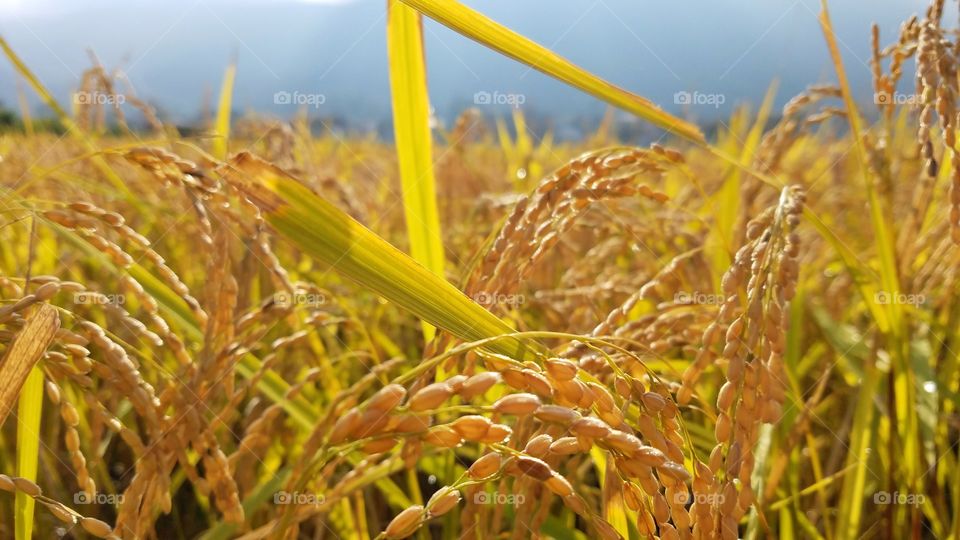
[0,0,957,538]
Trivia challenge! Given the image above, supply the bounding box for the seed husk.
[46,502,76,524]
[80,517,114,538]
[535,405,581,424]
[468,453,502,479]
[521,370,553,397]
[479,423,513,443]
[12,477,41,497]
[549,437,582,455]
[571,416,611,439]
[604,430,644,454]
[545,358,578,380]
[563,493,589,516]
[717,381,737,410]
[492,393,541,415]
[355,409,391,438]
[524,433,553,457]
[633,445,668,467]
[362,438,398,454]
[427,487,461,516]
[424,426,462,448]
[367,384,407,412]
[384,505,424,538]
[460,372,501,400]
[451,415,492,441]
[545,473,574,497]
[329,408,361,443]
[516,456,553,481]
[392,414,432,433]
[640,392,666,412]
[408,382,453,412]
[657,461,692,483]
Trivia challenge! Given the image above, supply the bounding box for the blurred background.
[0,0,936,139]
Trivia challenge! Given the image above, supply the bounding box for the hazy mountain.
[0,0,933,135]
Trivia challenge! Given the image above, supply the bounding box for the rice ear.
[0,304,59,428]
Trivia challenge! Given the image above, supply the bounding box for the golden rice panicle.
[465,147,668,315]
[689,186,804,537]
[59,397,96,499]
[64,201,208,326]
[201,446,244,524]
[0,473,118,536]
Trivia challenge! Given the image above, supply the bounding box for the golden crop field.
[0,0,955,539]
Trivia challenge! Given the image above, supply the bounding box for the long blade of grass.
[817,2,901,330]
[387,0,445,340]
[396,0,704,143]
[220,152,542,361]
[819,4,917,530]
[212,61,236,160]
[15,367,43,540]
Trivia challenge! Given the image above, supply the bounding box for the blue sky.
[0,0,934,131]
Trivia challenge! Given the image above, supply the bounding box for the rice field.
[0,0,957,539]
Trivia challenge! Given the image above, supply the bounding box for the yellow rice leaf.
[220,152,541,361]
[397,0,704,143]
[212,62,237,160]
[387,0,445,339]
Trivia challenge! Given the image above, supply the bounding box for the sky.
[0,0,935,135]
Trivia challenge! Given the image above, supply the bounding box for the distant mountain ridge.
[0,0,930,136]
